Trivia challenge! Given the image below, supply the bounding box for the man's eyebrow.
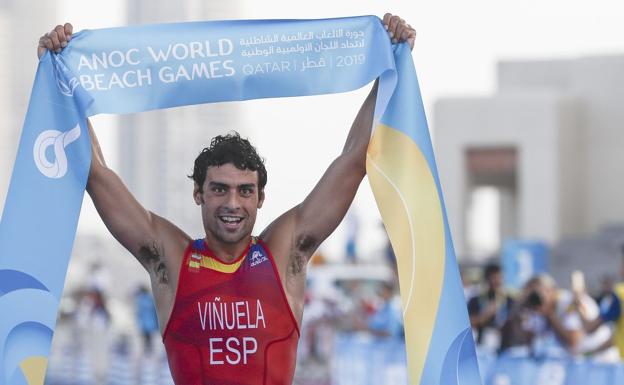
[208,181,229,188]
[238,183,256,189]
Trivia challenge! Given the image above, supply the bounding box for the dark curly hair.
[484,263,501,281]
[189,132,267,194]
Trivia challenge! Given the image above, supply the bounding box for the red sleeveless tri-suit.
[163,237,300,385]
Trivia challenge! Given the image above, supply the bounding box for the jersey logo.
[250,250,268,267]
[188,253,202,272]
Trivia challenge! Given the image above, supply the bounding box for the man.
[527,274,584,358]
[38,14,416,385]
[134,284,159,355]
[500,274,600,359]
[575,246,624,360]
[366,282,403,339]
[467,263,513,351]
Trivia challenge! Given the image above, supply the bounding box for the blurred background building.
[119,0,244,235]
[0,1,56,216]
[436,54,624,290]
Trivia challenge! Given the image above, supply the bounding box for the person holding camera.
[500,274,598,358]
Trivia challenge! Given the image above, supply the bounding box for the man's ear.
[257,189,265,209]
[193,183,203,205]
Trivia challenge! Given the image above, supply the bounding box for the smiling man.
[38,13,415,385]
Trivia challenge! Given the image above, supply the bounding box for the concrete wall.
[498,55,624,235]
[434,91,582,260]
[572,56,624,232]
[435,54,624,260]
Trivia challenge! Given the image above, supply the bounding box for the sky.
[10,0,624,261]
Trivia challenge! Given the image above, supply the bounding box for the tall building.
[0,1,56,218]
[119,0,244,236]
[0,7,10,217]
[434,54,624,261]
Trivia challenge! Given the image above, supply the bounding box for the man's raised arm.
[261,14,416,270]
[38,24,189,279]
[85,120,189,275]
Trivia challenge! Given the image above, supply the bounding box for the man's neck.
[204,235,252,263]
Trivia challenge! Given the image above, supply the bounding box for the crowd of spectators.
[464,247,624,363]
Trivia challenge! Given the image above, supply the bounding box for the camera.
[524,290,542,309]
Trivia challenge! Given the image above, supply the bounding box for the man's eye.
[213,187,226,193]
[240,188,253,195]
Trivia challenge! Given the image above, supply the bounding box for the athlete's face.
[194,163,264,246]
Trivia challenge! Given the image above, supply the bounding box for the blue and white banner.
[501,240,549,290]
[0,16,481,385]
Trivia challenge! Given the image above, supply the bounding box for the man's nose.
[224,190,241,209]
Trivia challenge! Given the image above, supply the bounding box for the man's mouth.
[218,215,244,228]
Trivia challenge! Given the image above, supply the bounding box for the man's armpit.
[288,253,306,276]
[138,241,169,284]
[288,234,316,276]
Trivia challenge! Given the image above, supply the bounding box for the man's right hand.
[38,23,73,59]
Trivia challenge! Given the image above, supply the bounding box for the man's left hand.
[382,13,416,51]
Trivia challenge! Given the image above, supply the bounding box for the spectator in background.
[74,287,111,384]
[88,260,112,294]
[576,246,624,360]
[461,268,480,303]
[529,274,584,358]
[135,285,160,355]
[594,274,615,305]
[345,210,359,264]
[468,263,513,352]
[499,277,540,355]
[358,282,403,340]
[75,288,111,335]
[501,274,602,359]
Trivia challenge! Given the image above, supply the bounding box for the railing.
[329,333,624,385]
[480,354,624,385]
[44,330,624,385]
[330,333,408,385]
